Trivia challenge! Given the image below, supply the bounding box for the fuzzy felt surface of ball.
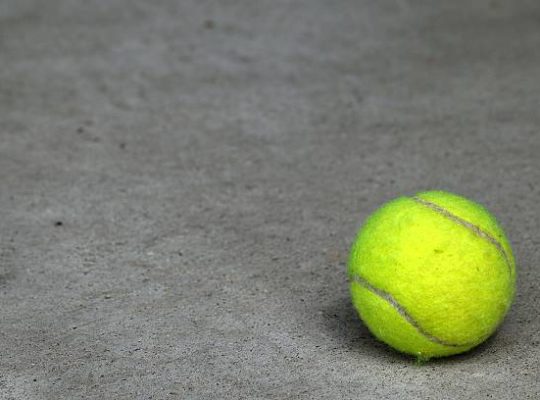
[348,190,516,360]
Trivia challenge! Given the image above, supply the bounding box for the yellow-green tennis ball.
[348,190,516,360]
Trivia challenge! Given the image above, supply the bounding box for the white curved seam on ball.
[412,196,512,273]
[350,275,476,348]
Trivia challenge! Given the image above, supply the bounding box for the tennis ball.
[348,190,516,360]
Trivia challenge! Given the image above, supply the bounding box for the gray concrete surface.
[1,1,539,399]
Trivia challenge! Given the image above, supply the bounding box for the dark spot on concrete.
[54,221,63,227]
[77,127,84,134]
[119,142,126,150]
[204,19,215,29]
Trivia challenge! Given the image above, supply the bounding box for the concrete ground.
[1,1,539,399]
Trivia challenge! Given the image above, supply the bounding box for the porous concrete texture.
[1,1,539,399]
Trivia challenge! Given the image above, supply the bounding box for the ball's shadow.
[321,295,501,364]
[320,295,411,363]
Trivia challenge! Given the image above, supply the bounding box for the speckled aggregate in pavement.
[1,1,539,399]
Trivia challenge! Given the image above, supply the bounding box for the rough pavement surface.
[1,1,539,399]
